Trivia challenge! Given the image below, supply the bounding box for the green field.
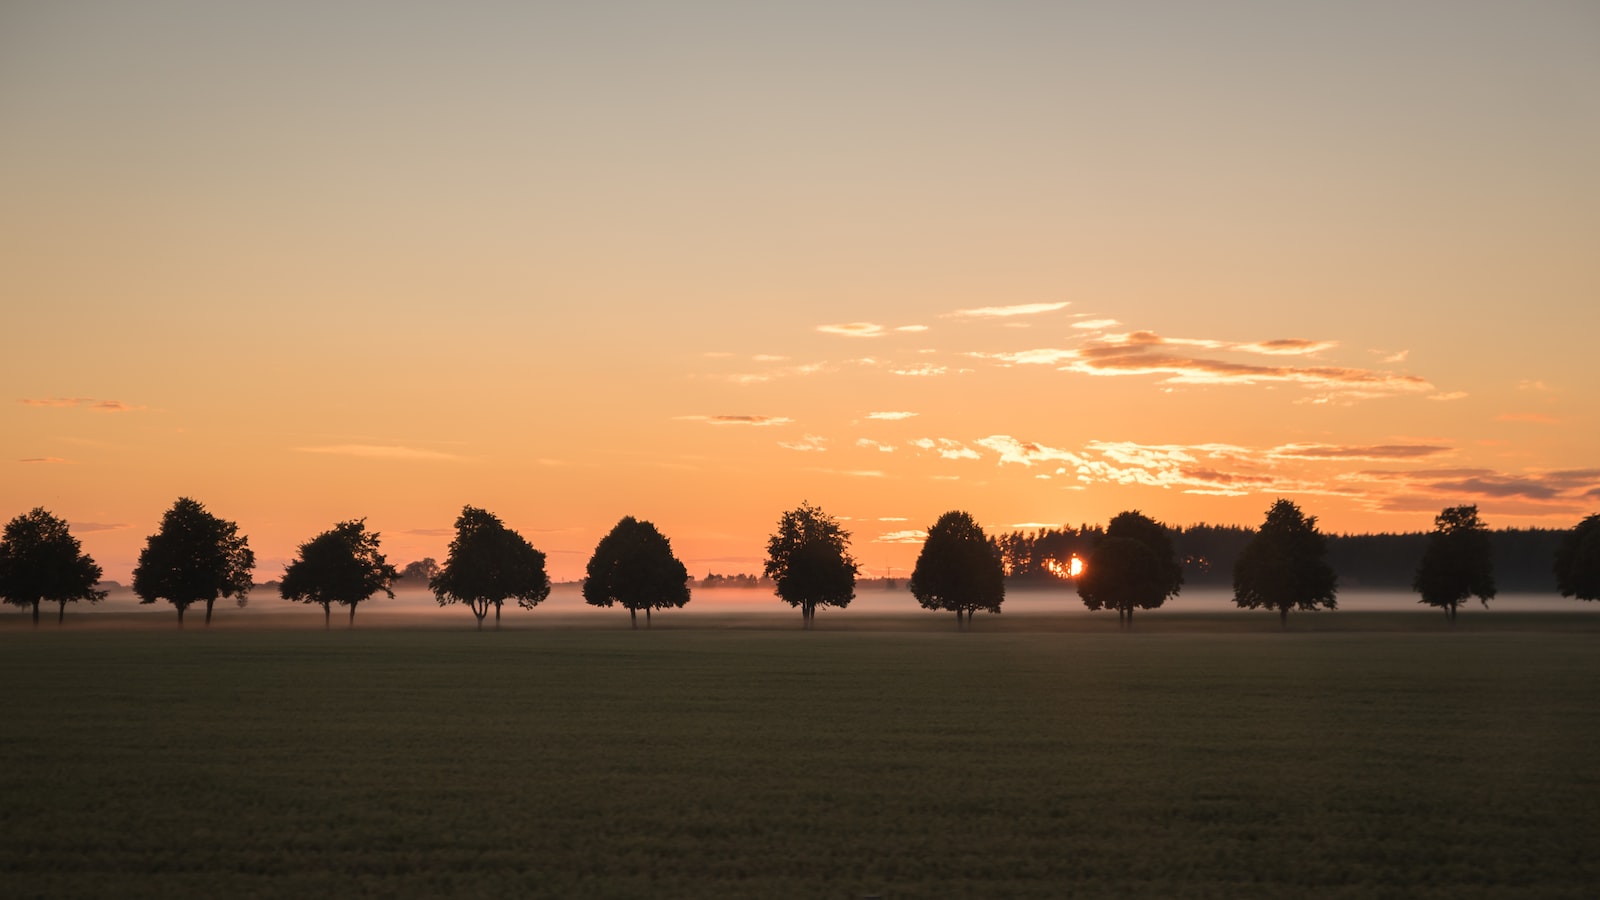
[4,620,1598,898]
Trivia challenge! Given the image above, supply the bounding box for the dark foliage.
[909,511,1005,630]
[763,502,858,629]
[0,508,105,626]
[996,525,1099,583]
[1553,514,1600,601]
[131,497,254,627]
[1232,500,1338,626]
[279,519,398,628]
[430,506,551,630]
[1078,510,1182,626]
[398,558,441,584]
[583,516,690,628]
[1413,505,1496,623]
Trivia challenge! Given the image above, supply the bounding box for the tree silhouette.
[1077,510,1182,627]
[1412,505,1496,624]
[398,557,441,584]
[430,506,550,630]
[0,508,106,626]
[910,511,1005,630]
[132,497,254,627]
[583,516,690,628]
[279,519,398,628]
[1553,513,1600,602]
[1232,499,1338,627]
[763,502,857,629]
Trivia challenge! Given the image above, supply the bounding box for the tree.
[1232,499,1338,627]
[1077,510,1182,627]
[0,508,106,626]
[763,502,858,629]
[430,506,550,630]
[583,516,690,628]
[132,497,254,626]
[279,519,399,628]
[1553,513,1600,602]
[398,558,441,584]
[909,511,1005,630]
[1412,505,1496,623]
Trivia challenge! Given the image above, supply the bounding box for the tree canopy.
[398,557,441,584]
[0,508,106,626]
[909,510,1005,630]
[1553,513,1600,602]
[1232,499,1338,626]
[279,519,398,628]
[1077,510,1182,626]
[131,497,254,626]
[763,502,857,629]
[1412,505,1496,623]
[583,516,690,628]
[430,506,551,629]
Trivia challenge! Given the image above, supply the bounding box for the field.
[4,616,1599,898]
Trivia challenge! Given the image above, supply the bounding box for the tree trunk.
[495,603,501,630]
[177,604,186,627]
[646,608,652,629]
[324,603,331,629]
[32,599,40,628]
[630,608,637,629]
[348,603,357,628]
[58,601,66,625]
[205,598,215,627]
[1280,606,1288,629]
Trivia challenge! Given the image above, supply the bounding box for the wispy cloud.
[1266,443,1451,461]
[401,527,454,537]
[891,364,948,377]
[68,521,126,532]
[856,439,896,453]
[295,444,464,461]
[874,529,929,544]
[1496,413,1560,424]
[676,415,794,426]
[910,438,981,460]
[20,397,145,412]
[896,325,929,333]
[19,456,70,464]
[818,322,885,337]
[947,302,1070,319]
[1072,319,1121,330]
[778,434,828,452]
[866,411,918,420]
[975,435,1085,467]
[803,467,886,478]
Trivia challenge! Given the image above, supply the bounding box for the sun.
[1046,555,1086,579]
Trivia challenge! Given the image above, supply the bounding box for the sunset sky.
[4,2,1597,583]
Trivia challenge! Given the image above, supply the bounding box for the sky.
[3,1,1598,583]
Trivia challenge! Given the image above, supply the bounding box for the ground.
[3,613,1597,897]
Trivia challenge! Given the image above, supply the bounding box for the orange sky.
[3,3,1597,582]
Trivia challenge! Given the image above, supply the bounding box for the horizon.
[4,3,1597,582]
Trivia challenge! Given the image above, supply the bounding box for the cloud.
[68,521,127,532]
[803,467,886,478]
[1496,413,1560,424]
[1429,392,1468,402]
[20,397,145,412]
[19,456,70,464]
[1072,319,1121,330]
[818,322,885,337]
[866,411,917,420]
[878,516,909,522]
[856,439,896,453]
[947,302,1070,318]
[1266,443,1451,461]
[896,325,929,333]
[401,528,454,537]
[1382,350,1410,363]
[677,415,794,426]
[752,354,789,362]
[910,438,981,460]
[778,434,828,452]
[970,348,1080,366]
[1518,380,1552,391]
[295,444,464,461]
[874,530,929,544]
[1232,339,1339,357]
[892,365,948,377]
[975,435,1086,467]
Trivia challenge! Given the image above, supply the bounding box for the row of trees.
[3,498,1598,629]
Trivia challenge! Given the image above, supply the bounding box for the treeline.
[996,525,1569,592]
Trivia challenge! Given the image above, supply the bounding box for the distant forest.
[999,525,1567,593]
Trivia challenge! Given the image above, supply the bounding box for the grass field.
[4,619,1598,897]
